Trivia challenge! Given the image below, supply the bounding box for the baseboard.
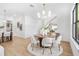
[62,40,69,42]
[61,37,70,42]
[13,36,31,40]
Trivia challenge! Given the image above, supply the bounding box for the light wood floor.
[0,37,73,56]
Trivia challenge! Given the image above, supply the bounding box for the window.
[72,3,79,44]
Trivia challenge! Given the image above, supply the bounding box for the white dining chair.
[31,36,39,51]
[4,31,10,41]
[42,37,55,54]
[4,31,10,36]
[54,35,62,51]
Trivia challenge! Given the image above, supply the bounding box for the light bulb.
[37,12,40,18]
[48,10,51,17]
[42,10,45,15]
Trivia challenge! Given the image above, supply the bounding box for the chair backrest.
[4,31,10,36]
[42,37,54,45]
[42,37,55,47]
[56,35,62,44]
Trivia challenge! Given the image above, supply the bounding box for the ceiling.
[0,3,74,16]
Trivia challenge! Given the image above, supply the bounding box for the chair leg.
[6,36,9,41]
[31,43,34,51]
[42,47,45,55]
[2,33,4,43]
[58,45,60,51]
[50,48,52,54]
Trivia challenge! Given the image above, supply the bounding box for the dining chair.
[42,37,55,54]
[31,36,39,51]
[4,31,10,41]
[54,35,62,51]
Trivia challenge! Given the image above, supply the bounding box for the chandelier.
[37,4,52,19]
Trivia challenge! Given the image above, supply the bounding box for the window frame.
[72,3,79,44]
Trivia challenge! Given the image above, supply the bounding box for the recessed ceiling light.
[30,4,34,7]
[43,3,46,6]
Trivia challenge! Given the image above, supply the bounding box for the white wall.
[12,15,25,38]
[24,16,41,38]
